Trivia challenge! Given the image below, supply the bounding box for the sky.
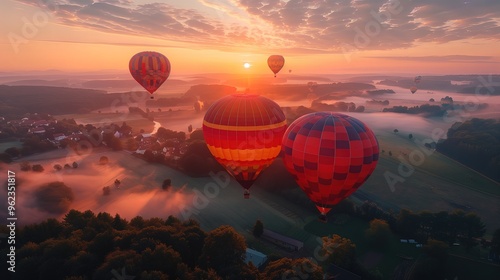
[1,0,499,75]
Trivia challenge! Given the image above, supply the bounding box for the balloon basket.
[244,190,250,199]
[318,214,327,223]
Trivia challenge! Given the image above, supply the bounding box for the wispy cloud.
[366,55,499,63]
[13,0,500,54]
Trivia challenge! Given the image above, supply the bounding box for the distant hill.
[81,79,190,89]
[375,75,500,92]
[0,85,121,117]
[183,84,238,106]
[3,79,72,87]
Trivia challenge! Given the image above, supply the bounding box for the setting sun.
[243,62,251,69]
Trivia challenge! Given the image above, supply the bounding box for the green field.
[357,129,500,237]
[445,254,500,280]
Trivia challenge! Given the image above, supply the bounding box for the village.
[0,112,192,169]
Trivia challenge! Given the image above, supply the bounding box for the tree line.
[436,118,500,182]
[0,210,327,280]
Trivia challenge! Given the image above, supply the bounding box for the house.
[33,120,50,127]
[30,127,46,134]
[245,248,267,268]
[262,229,304,251]
[52,133,66,141]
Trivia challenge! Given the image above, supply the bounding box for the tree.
[396,209,420,238]
[263,258,323,280]
[424,239,449,261]
[393,129,399,133]
[354,105,365,112]
[53,164,62,171]
[365,219,392,250]
[409,133,413,140]
[72,161,78,168]
[102,186,111,195]
[32,164,44,172]
[103,133,122,150]
[461,213,486,251]
[200,225,246,276]
[20,161,31,171]
[162,179,172,190]
[189,129,204,141]
[188,124,193,133]
[64,163,72,169]
[388,151,392,156]
[321,234,357,270]
[112,214,127,230]
[181,140,222,176]
[252,220,264,237]
[114,179,121,189]
[126,138,139,151]
[34,182,74,214]
[4,147,21,157]
[99,156,109,165]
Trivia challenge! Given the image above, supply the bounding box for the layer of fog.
[0,149,195,225]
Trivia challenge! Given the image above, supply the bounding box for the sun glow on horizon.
[243,62,251,69]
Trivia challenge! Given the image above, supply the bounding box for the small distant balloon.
[289,69,292,73]
[267,55,285,77]
[129,51,171,97]
[410,86,418,94]
[414,76,422,84]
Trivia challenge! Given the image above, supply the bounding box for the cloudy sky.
[1,0,499,74]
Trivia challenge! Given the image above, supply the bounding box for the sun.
[243,62,251,69]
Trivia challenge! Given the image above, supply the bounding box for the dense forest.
[0,210,328,280]
[436,118,500,182]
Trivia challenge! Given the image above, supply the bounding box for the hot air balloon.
[410,86,418,94]
[414,76,422,84]
[203,94,287,198]
[267,55,285,77]
[129,51,171,98]
[282,112,379,221]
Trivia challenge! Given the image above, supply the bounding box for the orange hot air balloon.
[282,112,379,221]
[129,51,171,97]
[203,94,287,198]
[267,55,285,77]
[410,86,418,94]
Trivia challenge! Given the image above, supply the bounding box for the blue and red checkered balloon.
[282,112,379,218]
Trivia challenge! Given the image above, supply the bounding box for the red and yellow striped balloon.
[129,51,171,95]
[203,94,286,198]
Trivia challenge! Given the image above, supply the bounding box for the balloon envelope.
[129,51,171,94]
[282,112,379,217]
[203,94,287,197]
[410,86,418,94]
[267,55,285,77]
